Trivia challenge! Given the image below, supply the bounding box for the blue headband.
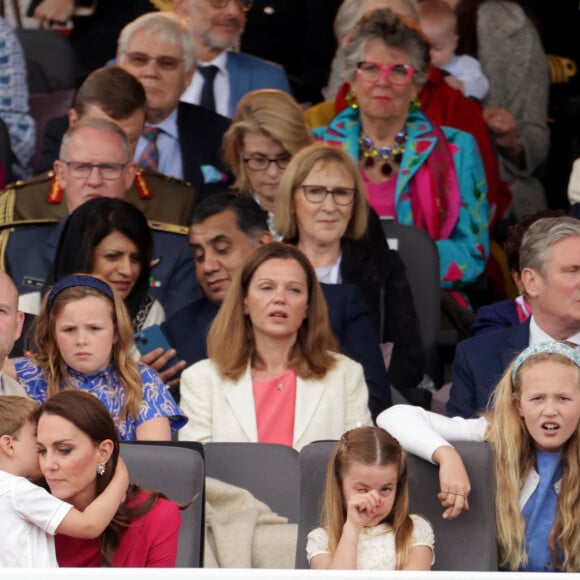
[511,341,580,382]
[47,275,114,309]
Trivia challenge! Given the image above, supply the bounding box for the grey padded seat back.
[204,442,300,522]
[380,220,441,386]
[120,441,205,567]
[296,439,497,570]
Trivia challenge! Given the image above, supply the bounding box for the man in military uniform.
[0,118,200,318]
[0,66,196,228]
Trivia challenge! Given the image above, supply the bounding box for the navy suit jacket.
[163,282,391,420]
[226,52,291,117]
[176,102,232,197]
[447,320,529,418]
[471,299,521,336]
[5,219,199,317]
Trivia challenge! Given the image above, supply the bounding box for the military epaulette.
[3,170,55,192]
[147,220,189,236]
[0,217,61,231]
[139,168,193,188]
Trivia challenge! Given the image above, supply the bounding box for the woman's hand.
[33,0,75,25]
[139,348,187,387]
[345,490,384,530]
[432,445,471,519]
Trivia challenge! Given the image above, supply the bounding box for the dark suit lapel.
[501,320,531,368]
[226,53,246,118]
[176,103,204,192]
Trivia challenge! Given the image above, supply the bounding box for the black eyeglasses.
[243,155,291,171]
[356,61,415,86]
[301,185,356,206]
[60,161,129,180]
[208,0,253,11]
[123,52,184,71]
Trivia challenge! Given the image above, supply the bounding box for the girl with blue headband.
[378,341,580,572]
[5,274,185,441]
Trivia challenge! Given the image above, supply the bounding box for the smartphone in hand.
[134,325,180,372]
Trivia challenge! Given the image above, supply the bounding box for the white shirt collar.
[198,50,228,73]
[145,107,179,140]
[528,315,580,346]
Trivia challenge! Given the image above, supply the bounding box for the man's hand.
[140,347,187,387]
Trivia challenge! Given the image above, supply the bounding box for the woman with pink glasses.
[313,8,488,314]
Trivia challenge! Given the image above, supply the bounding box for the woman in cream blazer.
[178,243,372,451]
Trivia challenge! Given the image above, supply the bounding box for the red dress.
[56,491,181,567]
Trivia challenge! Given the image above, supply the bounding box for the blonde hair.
[206,242,337,380]
[32,281,143,422]
[0,396,39,437]
[275,143,369,240]
[484,352,580,571]
[223,90,313,196]
[321,426,414,568]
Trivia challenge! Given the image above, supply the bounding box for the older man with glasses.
[1,118,200,321]
[173,0,291,118]
[118,11,232,198]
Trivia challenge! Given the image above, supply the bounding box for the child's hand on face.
[345,490,385,531]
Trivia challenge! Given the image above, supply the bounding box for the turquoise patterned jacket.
[313,108,489,289]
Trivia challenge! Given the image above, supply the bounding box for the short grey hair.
[520,217,580,275]
[342,8,429,86]
[117,12,197,72]
[59,118,131,161]
[334,0,419,42]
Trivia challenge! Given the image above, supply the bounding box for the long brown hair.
[38,391,169,566]
[207,242,337,380]
[33,280,143,421]
[321,426,415,568]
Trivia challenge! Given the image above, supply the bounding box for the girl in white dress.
[307,426,434,570]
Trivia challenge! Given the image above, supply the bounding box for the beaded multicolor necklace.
[359,131,407,176]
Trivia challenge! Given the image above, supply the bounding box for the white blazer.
[178,353,372,451]
[1,372,27,396]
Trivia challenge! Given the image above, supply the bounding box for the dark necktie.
[198,65,219,112]
[138,126,161,171]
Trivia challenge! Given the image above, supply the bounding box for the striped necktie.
[138,126,161,171]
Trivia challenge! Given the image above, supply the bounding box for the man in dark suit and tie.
[448,216,580,418]
[117,11,232,198]
[160,192,391,419]
[173,0,291,118]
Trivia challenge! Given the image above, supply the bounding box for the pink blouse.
[252,369,297,447]
[361,169,398,218]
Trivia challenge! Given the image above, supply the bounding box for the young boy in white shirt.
[419,0,489,100]
[0,396,128,567]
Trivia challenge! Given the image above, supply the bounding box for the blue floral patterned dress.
[14,358,186,440]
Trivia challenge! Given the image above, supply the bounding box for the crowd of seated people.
[2,0,580,572]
